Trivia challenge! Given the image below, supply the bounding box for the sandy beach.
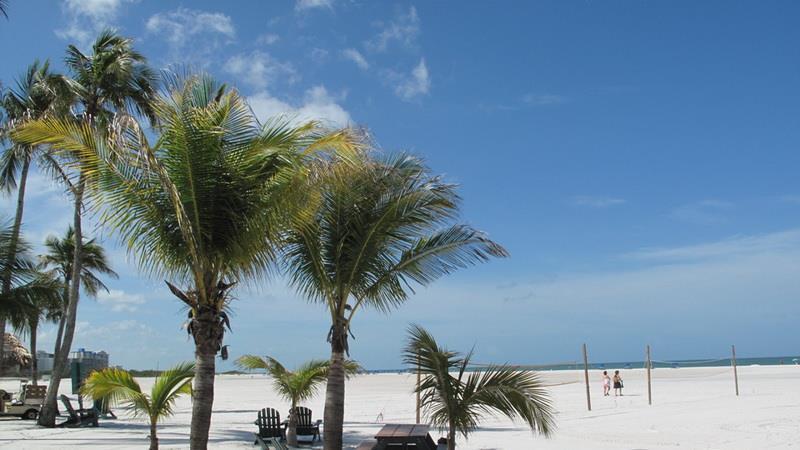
[1,365,798,449]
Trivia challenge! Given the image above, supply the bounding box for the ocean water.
[367,356,800,374]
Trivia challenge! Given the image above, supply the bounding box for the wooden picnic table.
[369,423,437,449]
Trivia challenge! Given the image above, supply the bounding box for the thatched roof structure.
[2,333,31,367]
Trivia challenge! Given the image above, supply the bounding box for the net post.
[416,352,421,423]
[582,343,591,411]
[731,345,739,396]
[646,344,652,405]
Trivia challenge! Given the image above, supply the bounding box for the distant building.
[69,348,110,393]
[36,351,54,373]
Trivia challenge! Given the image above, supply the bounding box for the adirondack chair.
[58,395,99,427]
[254,435,302,450]
[291,406,322,442]
[254,407,286,444]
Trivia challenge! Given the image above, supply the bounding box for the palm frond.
[149,361,195,421]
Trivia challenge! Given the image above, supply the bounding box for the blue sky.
[1,0,799,370]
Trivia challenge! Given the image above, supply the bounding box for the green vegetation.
[82,362,195,450]
[404,325,555,450]
[237,355,360,446]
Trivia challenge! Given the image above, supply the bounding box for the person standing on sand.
[602,371,611,396]
[613,370,624,396]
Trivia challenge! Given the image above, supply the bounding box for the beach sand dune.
[1,365,798,449]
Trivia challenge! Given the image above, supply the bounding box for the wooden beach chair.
[254,407,286,444]
[254,435,302,450]
[58,395,99,427]
[291,406,322,442]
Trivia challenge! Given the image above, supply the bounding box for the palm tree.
[404,325,555,450]
[82,362,194,450]
[11,274,62,385]
[0,1,8,19]
[13,30,157,427]
[39,226,117,358]
[0,60,71,376]
[237,355,360,446]
[15,72,363,447]
[0,222,61,379]
[281,154,508,449]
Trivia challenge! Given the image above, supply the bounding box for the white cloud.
[248,86,351,128]
[145,8,235,61]
[571,195,626,208]
[56,0,136,46]
[670,200,734,225]
[96,289,146,312]
[366,6,420,52]
[224,51,297,90]
[256,33,280,45]
[394,58,430,101]
[342,48,369,70]
[295,0,333,11]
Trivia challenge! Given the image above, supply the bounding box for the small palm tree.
[237,355,360,446]
[82,362,194,450]
[404,325,555,450]
[282,154,508,450]
[39,226,118,356]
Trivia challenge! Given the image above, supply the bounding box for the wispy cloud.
[522,93,567,106]
[56,0,136,47]
[392,58,430,101]
[342,48,369,70]
[256,33,280,45]
[224,51,297,90]
[366,6,420,52]
[145,8,235,62]
[295,0,333,11]
[670,200,734,225]
[248,86,351,128]
[571,195,626,208]
[627,229,800,262]
[778,195,800,205]
[96,289,146,312]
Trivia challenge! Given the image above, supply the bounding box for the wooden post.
[646,344,652,405]
[731,345,739,396]
[582,343,591,411]
[415,353,421,423]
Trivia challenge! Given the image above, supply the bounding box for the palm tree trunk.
[38,178,84,427]
[447,420,456,450]
[149,417,159,450]
[323,322,347,450]
[189,306,222,450]
[52,305,66,359]
[0,156,31,376]
[287,401,298,446]
[30,318,38,385]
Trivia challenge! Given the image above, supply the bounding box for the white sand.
[1,365,798,449]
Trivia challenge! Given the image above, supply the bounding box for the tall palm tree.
[404,325,555,450]
[0,60,71,376]
[82,362,194,450]
[15,72,363,447]
[281,154,508,449]
[13,30,157,427]
[237,355,360,446]
[39,227,117,357]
